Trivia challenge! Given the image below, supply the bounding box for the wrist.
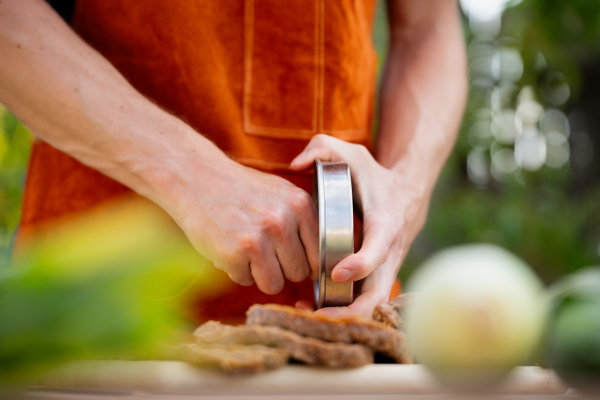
[390,164,434,202]
[111,108,231,222]
[383,128,448,200]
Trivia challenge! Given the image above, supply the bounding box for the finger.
[315,289,384,318]
[331,216,396,283]
[341,291,387,319]
[314,305,352,317]
[290,135,344,171]
[348,253,401,316]
[220,263,255,287]
[290,147,333,171]
[295,300,314,311]
[275,231,311,283]
[317,258,397,318]
[250,249,285,295]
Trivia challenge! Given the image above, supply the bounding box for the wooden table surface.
[10,360,586,399]
[17,390,585,400]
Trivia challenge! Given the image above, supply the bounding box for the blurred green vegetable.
[545,267,600,393]
[0,200,216,390]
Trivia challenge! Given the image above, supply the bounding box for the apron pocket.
[244,0,375,141]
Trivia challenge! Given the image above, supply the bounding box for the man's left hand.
[290,134,429,318]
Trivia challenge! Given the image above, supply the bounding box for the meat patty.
[246,304,412,364]
[193,321,373,368]
[176,343,290,374]
[372,293,417,330]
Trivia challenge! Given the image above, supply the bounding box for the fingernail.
[334,269,351,283]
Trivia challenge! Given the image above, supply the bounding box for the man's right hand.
[168,156,319,294]
[0,0,319,295]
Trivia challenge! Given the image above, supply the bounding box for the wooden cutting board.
[40,361,568,395]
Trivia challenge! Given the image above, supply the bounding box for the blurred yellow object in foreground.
[14,198,230,299]
[405,244,549,387]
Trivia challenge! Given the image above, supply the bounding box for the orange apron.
[19,0,379,323]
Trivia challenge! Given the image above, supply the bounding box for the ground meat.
[372,293,417,330]
[246,304,412,364]
[193,321,373,368]
[175,343,290,375]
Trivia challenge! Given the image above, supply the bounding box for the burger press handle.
[313,159,354,309]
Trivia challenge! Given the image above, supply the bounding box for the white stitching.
[318,0,364,136]
[318,0,324,133]
[243,0,254,134]
[231,156,312,172]
[246,126,315,135]
[246,127,363,139]
[244,0,365,139]
[312,0,319,132]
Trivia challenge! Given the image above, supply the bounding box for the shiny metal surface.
[313,159,354,308]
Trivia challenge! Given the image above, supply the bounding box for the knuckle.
[313,133,329,144]
[289,189,312,212]
[355,144,370,158]
[355,248,387,275]
[379,234,393,254]
[262,210,286,236]
[261,277,284,295]
[228,272,254,287]
[238,233,261,256]
[355,260,373,277]
[364,240,390,269]
[285,264,310,283]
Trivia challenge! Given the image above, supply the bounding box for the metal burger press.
[313,159,354,309]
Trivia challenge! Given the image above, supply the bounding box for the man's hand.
[291,135,428,317]
[0,0,320,296]
[172,157,319,295]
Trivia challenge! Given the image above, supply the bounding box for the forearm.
[0,0,228,215]
[377,0,467,195]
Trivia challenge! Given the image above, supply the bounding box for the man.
[0,0,467,320]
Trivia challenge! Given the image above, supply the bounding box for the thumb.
[331,215,396,283]
[290,146,336,171]
[290,135,346,171]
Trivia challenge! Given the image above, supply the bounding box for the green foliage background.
[388,0,600,284]
[1,0,600,284]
